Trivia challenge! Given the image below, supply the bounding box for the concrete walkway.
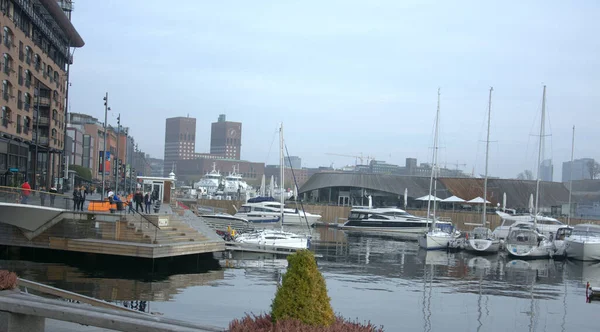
[46,319,116,331]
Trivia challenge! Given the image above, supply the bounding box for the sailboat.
[418,89,460,250]
[465,87,500,254]
[234,123,309,250]
[505,85,554,259]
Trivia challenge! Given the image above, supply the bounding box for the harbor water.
[1,226,599,332]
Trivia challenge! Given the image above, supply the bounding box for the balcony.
[32,133,49,146]
[37,116,50,126]
[37,97,50,107]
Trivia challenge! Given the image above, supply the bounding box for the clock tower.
[210,114,242,159]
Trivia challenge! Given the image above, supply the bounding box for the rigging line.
[264,126,279,164]
[284,143,312,235]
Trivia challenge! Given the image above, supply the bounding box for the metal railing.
[0,185,71,209]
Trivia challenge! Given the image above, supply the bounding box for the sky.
[68,0,600,180]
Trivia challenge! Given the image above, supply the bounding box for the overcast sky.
[68,0,599,180]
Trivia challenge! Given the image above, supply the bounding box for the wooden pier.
[0,203,225,259]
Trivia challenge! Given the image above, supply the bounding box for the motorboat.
[194,163,222,195]
[551,226,573,258]
[465,87,500,255]
[465,227,501,254]
[341,206,454,237]
[493,211,564,240]
[223,165,253,197]
[418,89,461,250]
[565,224,600,261]
[234,229,309,250]
[235,196,321,226]
[505,223,553,259]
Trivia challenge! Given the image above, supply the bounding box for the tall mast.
[279,123,284,231]
[431,88,441,229]
[534,85,546,227]
[483,87,493,227]
[567,125,575,225]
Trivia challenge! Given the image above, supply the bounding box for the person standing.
[39,187,47,206]
[134,190,143,213]
[20,180,31,204]
[72,187,81,210]
[144,192,151,214]
[78,186,87,211]
[49,186,57,207]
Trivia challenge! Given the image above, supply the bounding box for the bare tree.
[517,169,534,180]
[587,160,600,179]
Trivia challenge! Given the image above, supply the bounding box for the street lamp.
[101,92,110,199]
[115,113,120,195]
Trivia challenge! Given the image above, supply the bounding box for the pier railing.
[0,185,71,209]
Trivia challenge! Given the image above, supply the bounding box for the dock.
[0,194,225,259]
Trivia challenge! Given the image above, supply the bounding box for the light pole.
[101,92,110,199]
[115,113,120,195]
[33,81,40,190]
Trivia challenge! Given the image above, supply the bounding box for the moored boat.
[565,224,600,261]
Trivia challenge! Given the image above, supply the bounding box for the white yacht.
[552,226,573,258]
[341,206,454,237]
[493,211,564,240]
[465,87,500,255]
[505,223,554,258]
[223,165,252,196]
[565,224,600,261]
[234,123,310,250]
[194,163,222,195]
[418,89,460,250]
[235,197,321,226]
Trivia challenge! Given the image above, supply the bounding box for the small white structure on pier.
[136,174,176,203]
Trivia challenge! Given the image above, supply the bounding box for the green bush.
[271,249,335,327]
[229,313,384,332]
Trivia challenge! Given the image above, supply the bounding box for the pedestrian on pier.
[20,180,31,204]
[78,186,87,211]
[39,187,47,206]
[134,190,143,213]
[49,186,57,207]
[144,192,151,214]
[72,187,81,210]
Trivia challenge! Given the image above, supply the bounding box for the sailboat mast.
[567,125,575,225]
[534,85,546,227]
[483,87,493,226]
[279,123,285,231]
[432,88,441,229]
[426,89,440,229]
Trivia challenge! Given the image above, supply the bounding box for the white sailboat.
[234,123,309,250]
[466,87,500,254]
[505,85,554,259]
[418,89,460,250]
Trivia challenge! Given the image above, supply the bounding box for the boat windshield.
[382,211,412,217]
[507,230,540,245]
[572,227,600,237]
[238,206,251,213]
[470,227,492,239]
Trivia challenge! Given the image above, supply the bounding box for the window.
[24,46,31,65]
[53,72,59,87]
[24,69,31,88]
[34,54,40,72]
[53,90,58,105]
[52,109,57,120]
[17,65,23,85]
[18,41,23,61]
[2,80,10,101]
[1,106,11,127]
[3,27,13,50]
[2,53,11,74]
[47,66,53,82]
[24,116,30,134]
[17,90,22,109]
[24,92,30,111]
[16,114,21,133]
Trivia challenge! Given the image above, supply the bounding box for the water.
[2,228,599,332]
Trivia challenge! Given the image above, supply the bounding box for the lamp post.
[101,92,110,199]
[33,81,40,190]
[115,113,120,196]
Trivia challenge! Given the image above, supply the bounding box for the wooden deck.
[0,205,225,259]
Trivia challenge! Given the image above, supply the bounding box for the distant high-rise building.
[285,156,302,169]
[210,114,242,160]
[540,159,553,182]
[164,117,196,176]
[563,158,595,182]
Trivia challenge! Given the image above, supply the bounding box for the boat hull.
[465,239,501,254]
[235,230,309,250]
[505,242,552,259]
[418,231,456,250]
[565,239,600,261]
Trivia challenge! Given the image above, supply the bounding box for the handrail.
[0,184,69,198]
[130,204,160,243]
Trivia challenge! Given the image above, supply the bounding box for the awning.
[415,194,442,201]
[467,197,490,204]
[442,195,465,203]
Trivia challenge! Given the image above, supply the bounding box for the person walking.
[39,186,47,206]
[78,186,87,211]
[134,190,143,213]
[72,187,81,210]
[20,180,31,204]
[49,186,57,207]
[144,192,151,214]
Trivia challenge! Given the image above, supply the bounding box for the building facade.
[284,156,301,169]
[209,114,241,160]
[0,0,83,189]
[164,116,196,176]
[66,126,82,165]
[563,158,595,182]
[540,159,553,182]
